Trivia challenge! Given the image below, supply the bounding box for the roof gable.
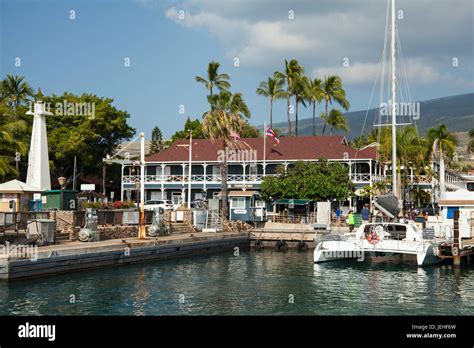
[145,136,376,162]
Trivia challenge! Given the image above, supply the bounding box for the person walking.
[348,210,355,232]
[361,204,370,223]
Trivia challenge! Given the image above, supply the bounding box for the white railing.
[123,174,271,184]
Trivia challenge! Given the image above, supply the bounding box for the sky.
[1,0,473,139]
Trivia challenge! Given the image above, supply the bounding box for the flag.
[266,128,280,143]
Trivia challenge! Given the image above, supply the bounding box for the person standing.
[348,210,355,232]
[361,204,370,223]
[336,207,342,226]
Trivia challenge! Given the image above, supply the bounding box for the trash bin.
[26,219,56,244]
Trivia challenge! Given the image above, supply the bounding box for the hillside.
[268,93,474,139]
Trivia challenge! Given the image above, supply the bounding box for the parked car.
[143,200,174,211]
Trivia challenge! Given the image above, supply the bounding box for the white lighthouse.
[26,101,53,191]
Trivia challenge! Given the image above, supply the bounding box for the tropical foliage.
[256,72,286,128]
[195,61,230,96]
[260,160,354,202]
[202,89,252,220]
[149,126,164,154]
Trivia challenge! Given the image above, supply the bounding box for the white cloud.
[162,0,472,88]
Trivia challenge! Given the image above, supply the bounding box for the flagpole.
[263,122,266,176]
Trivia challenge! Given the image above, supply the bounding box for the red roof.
[146,136,376,162]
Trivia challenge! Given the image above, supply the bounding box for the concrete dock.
[0,232,249,280]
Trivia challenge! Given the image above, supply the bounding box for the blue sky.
[1,0,473,139]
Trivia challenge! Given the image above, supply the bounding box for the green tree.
[203,90,251,221]
[427,124,457,198]
[260,160,354,202]
[321,108,349,135]
[256,72,286,128]
[468,128,474,154]
[276,59,304,136]
[304,77,323,136]
[39,92,135,186]
[170,118,206,143]
[149,126,164,155]
[292,75,308,136]
[321,75,350,134]
[195,61,230,96]
[0,104,27,178]
[1,75,34,108]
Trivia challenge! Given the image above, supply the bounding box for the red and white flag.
[265,128,280,143]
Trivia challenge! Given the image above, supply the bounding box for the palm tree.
[195,61,231,96]
[304,77,323,136]
[203,90,251,221]
[256,73,286,128]
[292,76,308,136]
[321,75,350,134]
[427,124,457,199]
[275,59,304,136]
[0,105,27,178]
[468,128,474,154]
[1,75,33,108]
[321,109,349,135]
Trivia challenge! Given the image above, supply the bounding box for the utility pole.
[188,130,192,209]
[139,132,146,239]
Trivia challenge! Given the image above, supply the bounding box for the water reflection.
[0,251,473,315]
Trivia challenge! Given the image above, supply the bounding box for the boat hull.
[314,239,442,266]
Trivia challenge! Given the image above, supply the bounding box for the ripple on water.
[0,250,473,315]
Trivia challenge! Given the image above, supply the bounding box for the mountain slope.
[267,93,474,139]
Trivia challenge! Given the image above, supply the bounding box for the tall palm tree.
[304,77,323,136]
[203,90,251,221]
[427,124,457,199]
[0,105,27,178]
[256,73,286,128]
[275,59,304,136]
[1,75,33,108]
[321,75,350,134]
[292,76,308,136]
[321,109,349,135]
[468,128,474,154]
[195,61,231,96]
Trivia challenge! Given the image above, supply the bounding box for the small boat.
[314,221,442,266]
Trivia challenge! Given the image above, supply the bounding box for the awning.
[228,190,257,197]
[0,179,43,193]
[275,199,312,205]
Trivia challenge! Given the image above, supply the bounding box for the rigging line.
[376,0,391,164]
[344,0,390,197]
[396,25,424,157]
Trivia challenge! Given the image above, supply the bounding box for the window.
[231,197,245,209]
[249,164,258,176]
[255,200,265,208]
[447,207,459,219]
[212,166,221,175]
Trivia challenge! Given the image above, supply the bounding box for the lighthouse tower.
[26,101,53,191]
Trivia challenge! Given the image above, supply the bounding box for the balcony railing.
[123,174,269,184]
[122,172,467,189]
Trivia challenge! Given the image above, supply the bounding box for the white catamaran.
[314,0,447,267]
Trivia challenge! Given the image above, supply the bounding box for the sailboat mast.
[391,0,397,198]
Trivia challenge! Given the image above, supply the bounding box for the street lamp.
[58,176,66,210]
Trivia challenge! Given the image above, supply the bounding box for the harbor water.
[0,250,473,315]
